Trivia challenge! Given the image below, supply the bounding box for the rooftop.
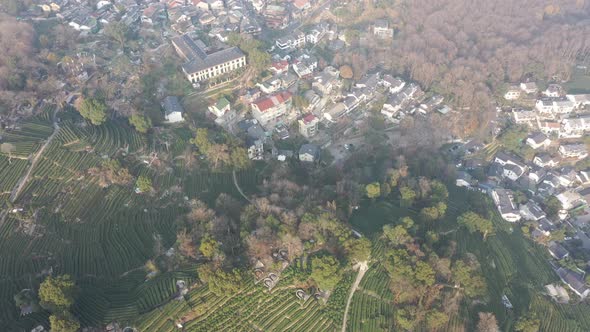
[172,34,245,74]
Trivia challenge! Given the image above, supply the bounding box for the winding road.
[341,261,368,332]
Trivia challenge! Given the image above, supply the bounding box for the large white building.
[172,34,246,83]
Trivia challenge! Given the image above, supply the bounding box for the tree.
[197,264,244,296]
[477,312,499,332]
[104,21,129,48]
[457,212,494,240]
[451,260,487,298]
[339,65,353,79]
[382,224,411,246]
[430,180,448,202]
[420,206,440,222]
[345,237,371,262]
[387,168,401,187]
[135,176,152,193]
[49,312,80,332]
[177,229,197,259]
[191,128,211,153]
[544,196,562,219]
[399,186,416,207]
[311,255,342,291]
[365,182,381,199]
[128,114,152,133]
[39,275,76,312]
[199,235,220,259]
[207,144,231,169]
[426,310,449,330]
[414,261,435,286]
[514,313,540,332]
[76,97,107,125]
[230,147,251,170]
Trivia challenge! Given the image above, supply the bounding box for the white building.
[491,189,521,222]
[251,91,292,127]
[559,144,588,160]
[504,87,521,100]
[298,114,319,138]
[208,97,231,118]
[162,96,185,123]
[172,34,246,83]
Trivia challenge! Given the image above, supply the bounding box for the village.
[452,81,590,302]
[9,0,590,320]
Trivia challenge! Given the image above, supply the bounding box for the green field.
[565,67,590,94]
[0,109,264,330]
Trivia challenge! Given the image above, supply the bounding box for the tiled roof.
[253,91,292,112]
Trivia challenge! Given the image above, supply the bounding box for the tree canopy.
[76,97,108,125]
[310,255,342,291]
[39,275,76,312]
[457,212,494,240]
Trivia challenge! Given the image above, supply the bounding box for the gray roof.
[556,267,589,296]
[548,242,569,260]
[299,144,319,157]
[528,132,548,144]
[172,34,245,75]
[162,96,184,115]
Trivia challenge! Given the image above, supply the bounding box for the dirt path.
[341,261,368,332]
[10,107,60,203]
[232,170,252,203]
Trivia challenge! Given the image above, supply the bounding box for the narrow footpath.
[10,107,60,203]
[341,261,368,332]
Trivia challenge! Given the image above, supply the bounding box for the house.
[548,241,569,260]
[246,136,264,160]
[172,34,246,83]
[299,144,320,162]
[555,166,578,187]
[526,132,551,149]
[544,84,561,98]
[559,144,588,160]
[556,190,585,211]
[293,0,311,11]
[538,124,560,139]
[504,86,521,100]
[519,201,546,221]
[276,32,306,50]
[494,152,527,180]
[298,114,319,138]
[238,119,266,160]
[556,267,590,298]
[162,96,185,123]
[208,97,231,118]
[528,166,547,183]
[512,110,537,125]
[520,82,538,94]
[292,54,318,78]
[312,66,340,96]
[373,19,394,38]
[536,217,557,236]
[561,115,590,138]
[533,153,559,168]
[251,91,293,127]
[207,0,225,11]
[577,170,590,185]
[257,76,283,94]
[269,60,289,75]
[456,171,474,188]
[381,75,405,94]
[303,90,321,111]
[492,189,521,222]
[566,94,590,109]
[536,98,575,115]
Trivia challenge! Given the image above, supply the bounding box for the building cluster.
[453,81,590,300]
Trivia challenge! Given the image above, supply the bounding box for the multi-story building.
[251,91,293,127]
[373,19,394,38]
[298,114,319,138]
[172,34,246,83]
